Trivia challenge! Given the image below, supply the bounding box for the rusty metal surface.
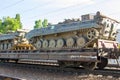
[0,50,97,62]
[98,39,119,48]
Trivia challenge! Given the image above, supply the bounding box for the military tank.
[26,11,119,50]
[0,29,34,50]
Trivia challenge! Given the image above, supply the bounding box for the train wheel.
[49,39,56,48]
[81,62,97,70]
[66,37,75,47]
[87,28,99,40]
[56,39,65,48]
[42,40,49,48]
[97,57,108,69]
[77,37,86,47]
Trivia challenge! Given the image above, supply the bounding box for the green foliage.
[42,19,48,28]
[15,14,22,29]
[119,44,120,49]
[0,14,22,33]
[0,19,2,34]
[34,19,48,29]
[34,19,42,29]
[15,14,20,21]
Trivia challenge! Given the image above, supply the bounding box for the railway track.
[0,62,120,78]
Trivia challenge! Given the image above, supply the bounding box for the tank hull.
[26,12,119,50]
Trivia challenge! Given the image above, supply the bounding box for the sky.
[0,0,120,30]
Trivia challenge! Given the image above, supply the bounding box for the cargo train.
[0,11,119,70]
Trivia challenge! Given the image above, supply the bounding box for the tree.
[0,14,22,33]
[34,19,48,29]
[38,20,43,28]
[42,19,48,28]
[34,21,39,29]
[34,19,42,29]
[15,14,22,29]
[15,14,20,21]
[0,19,3,33]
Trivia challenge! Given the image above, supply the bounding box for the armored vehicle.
[26,12,119,50]
[0,29,34,50]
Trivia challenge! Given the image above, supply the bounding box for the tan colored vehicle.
[0,29,34,50]
[26,11,119,50]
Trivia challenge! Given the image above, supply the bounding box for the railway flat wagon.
[0,11,119,70]
[0,39,119,70]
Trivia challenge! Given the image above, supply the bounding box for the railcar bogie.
[97,57,108,69]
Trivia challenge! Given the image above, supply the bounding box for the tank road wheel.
[81,62,97,70]
[35,40,42,49]
[33,38,38,46]
[77,37,86,47]
[56,39,65,48]
[87,28,99,40]
[0,43,3,50]
[4,43,7,50]
[49,39,56,48]
[97,57,108,69]
[66,37,75,47]
[29,38,37,46]
[29,38,34,44]
[42,40,49,48]
[0,44,4,50]
[1,43,4,50]
[0,44,1,50]
[8,43,12,49]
